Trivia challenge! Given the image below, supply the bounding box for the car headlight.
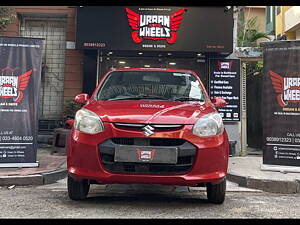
[74,108,104,134]
[193,112,224,137]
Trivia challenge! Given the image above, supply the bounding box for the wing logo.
[269,70,300,107]
[0,69,34,103]
[125,8,187,44]
[218,61,233,71]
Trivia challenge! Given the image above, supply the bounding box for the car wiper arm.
[173,97,205,102]
[107,95,169,101]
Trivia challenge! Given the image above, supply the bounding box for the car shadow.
[84,193,209,204]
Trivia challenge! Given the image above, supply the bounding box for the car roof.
[111,67,196,74]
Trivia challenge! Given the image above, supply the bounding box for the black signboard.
[0,37,42,167]
[76,6,233,53]
[262,41,300,167]
[209,58,241,121]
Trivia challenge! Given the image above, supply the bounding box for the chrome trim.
[114,123,144,127]
[152,124,182,128]
[114,123,183,128]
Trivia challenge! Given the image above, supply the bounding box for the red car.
[67,68,229,204]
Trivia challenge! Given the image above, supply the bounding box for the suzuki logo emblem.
[142,125,154,136]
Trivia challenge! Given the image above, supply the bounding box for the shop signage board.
[209,58,241,122]
[76,6,233,53]
[262,40,300,169]
[0,37,42,167]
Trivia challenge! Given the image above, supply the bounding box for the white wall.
[285,6,300,32]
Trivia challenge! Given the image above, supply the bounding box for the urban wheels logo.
[136,148,156,162]
[218,61,233,71]
[125,8,187,44]
[269,70,300,107]
[0,67,34,103]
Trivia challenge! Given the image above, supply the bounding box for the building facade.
[244,6,266,33]
[2,6,83,120]
[271,6,300,40]
[1,6,243,153]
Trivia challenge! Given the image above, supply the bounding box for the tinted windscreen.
[97,71,206,101]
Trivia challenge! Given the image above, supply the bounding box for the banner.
[262,41,300,168]
[209,58,241,121]
[0,37,42,167]
[76,6,233,54]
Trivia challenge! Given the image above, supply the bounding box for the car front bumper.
[67,123,229,186]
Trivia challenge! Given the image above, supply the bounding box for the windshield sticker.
[142,75,161,82]
[173,73,191,77]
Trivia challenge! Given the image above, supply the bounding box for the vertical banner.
[262,41,300,168]
[0,37,43,167]
[209,58,241,121]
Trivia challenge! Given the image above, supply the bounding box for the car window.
[96,71,207,101]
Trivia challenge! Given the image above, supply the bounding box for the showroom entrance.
[82,50,208,96]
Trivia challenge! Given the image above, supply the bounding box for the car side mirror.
[75,93,89,104]
[211,97,227,108]
[65,120,74,129]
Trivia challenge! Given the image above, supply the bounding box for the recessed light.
[124,66,130,68]
[169,62,176,65]
[138,52,143,55]
[119,61,126,64]
[167,53,172,56]
[144,65,150,67]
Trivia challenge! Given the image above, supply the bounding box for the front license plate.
[114,146,178,164]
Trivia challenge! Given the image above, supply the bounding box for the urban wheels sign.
[0,37,42,167]
[76,6,233,53]
[0,69,33,103]
[125,8,186,44]
[262,41,300,168]
[269,70,300,107]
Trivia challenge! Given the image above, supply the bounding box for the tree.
[237,15,271,47]
[0,7,16,34]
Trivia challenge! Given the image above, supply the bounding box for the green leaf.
[0,7,16,33]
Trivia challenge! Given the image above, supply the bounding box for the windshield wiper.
[106,95,169,101]
[173,97,205,102]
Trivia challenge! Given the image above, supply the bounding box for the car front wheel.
[206,178,226,204]
[67,175,90,200]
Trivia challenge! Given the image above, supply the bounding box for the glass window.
[97,70,207,102]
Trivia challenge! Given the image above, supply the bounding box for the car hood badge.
[142,125,154,136]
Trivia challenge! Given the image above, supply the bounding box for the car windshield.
[96,70,207,102]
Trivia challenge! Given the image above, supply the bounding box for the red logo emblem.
[0,67,34,103]
[125,8,187,44]
[136,148,156,162]
[217,61,233,71]
[269,70,300,107]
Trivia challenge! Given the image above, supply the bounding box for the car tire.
[206,178,226,204]
[67,175,90,200]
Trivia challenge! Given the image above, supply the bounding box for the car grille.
[113,123,184,132]
[99,138,196,175]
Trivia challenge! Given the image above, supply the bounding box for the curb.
[0,169,67,186]
[227,171,300,194]
[42,169,67,185]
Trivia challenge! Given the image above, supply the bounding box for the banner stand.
[0,37,43,168]
[261,40,300,170]
[261,164,300,173]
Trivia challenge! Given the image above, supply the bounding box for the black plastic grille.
[99,138,196,175]
[111,137,185,146]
